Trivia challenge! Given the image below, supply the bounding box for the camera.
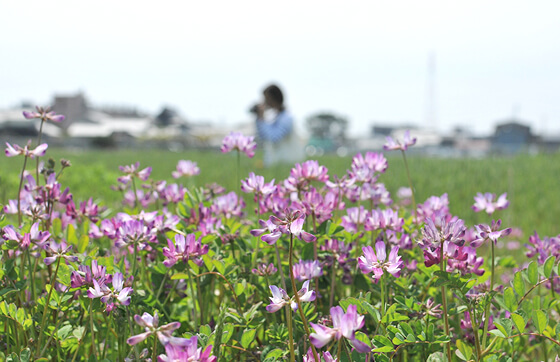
[249,103,260,114]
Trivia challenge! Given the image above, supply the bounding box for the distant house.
[492,120,534,154]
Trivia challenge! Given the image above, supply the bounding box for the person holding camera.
[252,84,304,167]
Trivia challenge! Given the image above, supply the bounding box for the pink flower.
[241,172,276,196]
[162,233,209,268]
[127,312,181,346]
[172,160,200,178]
[292,260,323,281]
[5,142,48,158]
[220,132,256,157]
[284,160,329,191]
[252,263,277,276]
[23,106,65,123]
[118,162,152,184]
[252,209,316,245]
[266,280,316,313]
[358,241,403,280]
[471,219,512,247]
[341,206,368,233]
[309,305,371,353]
[472,192,509,214]
[157,336,217,362]
[383,130,417,151]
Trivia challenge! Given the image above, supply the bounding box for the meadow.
[2,148,559,237]
[3,133,560,361]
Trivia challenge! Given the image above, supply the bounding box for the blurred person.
[252,84,304,167]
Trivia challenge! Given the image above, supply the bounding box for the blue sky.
[2,0,560,136]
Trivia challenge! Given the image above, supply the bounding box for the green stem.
[286,305,295,362]
[152,334,158,362]
[131,177,139,209]
[381,273,386,316]
[17,155,29,226]
[329,261,337,308]
[401,150,417,220]
[36,120,44,183]
[251,194,262,270]
[482,240,495,349]
[155,270,169,301]
[469,307,482,361]
[274,243,287,290]
[187,263,199,329]
[288,234,319,361]
[36,257,61,357]
[439,243,452,362]
[89,299,98,359]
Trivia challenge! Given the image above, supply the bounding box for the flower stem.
[187,263,199,329]
[401,150,417,221]
[286,304,295,362]
[89,299,98,359]
[329,262,337,308]
[439,243,452,362]
[469,308,482,361]
[36,120,44,183]
[288,234,319,361]
[152,333,158,362]
[36,257,61,357]
[274,243,287,290]
[482,240,495,349]
[17,155,29,226]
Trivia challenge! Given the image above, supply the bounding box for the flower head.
[127,312,181,346]
[358,241,403,280]
[266,280,316,313]
[383,130,417,151]
[162,233,209,268]
[472,192,509,214]
[118,162,152,185]
[309,305,371,353]
[23,106,65,123]
[292,260,323,281]
[5,141,48,159]
[220,132,256,157]
[172,160,200,178]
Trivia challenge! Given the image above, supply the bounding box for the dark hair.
[263,84,284,106]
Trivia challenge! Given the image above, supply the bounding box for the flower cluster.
[220,132,257,158]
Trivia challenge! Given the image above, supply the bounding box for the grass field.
[1,148,559,237]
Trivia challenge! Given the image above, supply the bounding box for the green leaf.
[265,349,284,360]
[170,273,190,280]
[213,260,225,275]
[513,272,525,297]
[494,318,512,338]
[57,263,72,287]
[240,329,256,349]
[426,352,446,362]
[77,235,89,253]
[221,323,234,345]
[503,287,517,312]
[373,335,393,348]
[543,256,555,279]
[19,348,30,362]
[382,304,409,324]
[301,242,314,260]
[527,261,539,285]
[532,310,547,334]
[67,224,78,246]
[361,301,380,323]
[234,282,245,296]
[456,339,473,361]
[511,313,525,333]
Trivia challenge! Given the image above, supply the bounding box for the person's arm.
[256,111,293,143]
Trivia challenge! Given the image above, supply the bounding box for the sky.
[2,0,560,137]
